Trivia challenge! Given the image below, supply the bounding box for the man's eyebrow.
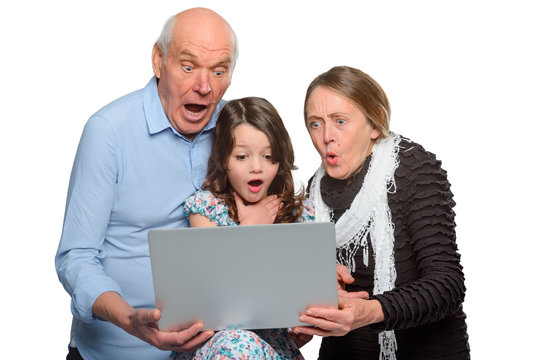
[179,49,197,59]
[178,50,232,67]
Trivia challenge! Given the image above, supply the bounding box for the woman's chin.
[325,167,351,180]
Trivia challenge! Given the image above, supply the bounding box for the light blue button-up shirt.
[55,77,225,360]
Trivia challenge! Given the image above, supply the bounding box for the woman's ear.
[371,128,382,140]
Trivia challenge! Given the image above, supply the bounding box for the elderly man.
[56,8,236,360]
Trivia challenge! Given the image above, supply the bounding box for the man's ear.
[152,43,163,79]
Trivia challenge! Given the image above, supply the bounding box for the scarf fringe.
[309,133,401,359]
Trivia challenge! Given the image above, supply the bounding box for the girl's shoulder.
[184,190,236,226]
[299,198,316,223]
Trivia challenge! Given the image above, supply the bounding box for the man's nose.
[193,71,212,95]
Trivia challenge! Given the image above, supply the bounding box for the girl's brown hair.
[204,97,304,223]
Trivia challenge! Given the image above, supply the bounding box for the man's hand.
[125,308,214,352]
[93,292,214,352]
[234,192,281,225]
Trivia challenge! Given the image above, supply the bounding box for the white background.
[1,0,538,358]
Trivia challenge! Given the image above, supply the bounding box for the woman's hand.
[336,264,354,290]
[292,294,383,338]
[234,192,282,225]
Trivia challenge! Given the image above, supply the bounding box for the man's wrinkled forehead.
[171,9,236,58]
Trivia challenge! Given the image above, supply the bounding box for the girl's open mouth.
[247,179,263,193]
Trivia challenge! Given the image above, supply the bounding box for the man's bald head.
[156,8,238,66]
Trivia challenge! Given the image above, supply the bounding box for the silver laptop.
[148,222,338,330]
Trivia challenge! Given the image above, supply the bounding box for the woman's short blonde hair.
[304,66,391,138]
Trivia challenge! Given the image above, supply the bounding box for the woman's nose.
[323,124,335,144]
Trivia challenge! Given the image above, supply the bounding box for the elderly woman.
[293,66,470,359]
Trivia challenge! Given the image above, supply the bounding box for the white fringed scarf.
[309,133,401,360]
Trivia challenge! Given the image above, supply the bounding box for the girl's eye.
[310,121,321,129]
[235,155,247,160]
[336,118,346,125]
[183,65,193,72]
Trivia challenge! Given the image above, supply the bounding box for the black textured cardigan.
[312,137,470,360]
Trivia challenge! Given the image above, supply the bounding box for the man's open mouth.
[185,104,207,114]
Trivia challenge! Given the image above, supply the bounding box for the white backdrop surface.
[1,1,537,358]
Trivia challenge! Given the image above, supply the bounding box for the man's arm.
[55,116,211,351]
[55,115,122,322]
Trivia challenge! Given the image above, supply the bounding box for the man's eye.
[214,70,225,76]
[183,65,193,72]
[310,121,321,129]
[336,118,346,125]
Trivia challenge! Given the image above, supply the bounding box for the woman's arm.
[373,145,465,331]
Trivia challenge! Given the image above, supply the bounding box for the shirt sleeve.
[374,144,466,331]
[55,115,123,323]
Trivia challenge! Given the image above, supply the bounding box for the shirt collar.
[143,76,224,140]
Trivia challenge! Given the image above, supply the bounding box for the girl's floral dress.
[171,190,315,360]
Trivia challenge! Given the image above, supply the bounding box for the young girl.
[171,97,315,360]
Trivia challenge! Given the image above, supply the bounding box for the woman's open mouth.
[326,152,338,165]
[247,179,263,193]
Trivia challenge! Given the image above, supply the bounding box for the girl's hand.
[234,192,282,225]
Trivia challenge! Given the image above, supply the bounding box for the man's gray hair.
[155,14,238,65]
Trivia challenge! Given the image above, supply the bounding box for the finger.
[233,192,245,211]
[258,194,278,207]
[336,264,354,284]
[133,308,161,325]
[339,290,369,299]
[292,326,332,337]
[157,322,205,348]
[165,320,201,333]
[175,330,214,352]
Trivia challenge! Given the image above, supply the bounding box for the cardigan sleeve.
[373,141,466,331]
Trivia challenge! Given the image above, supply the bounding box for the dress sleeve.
[184,190,232,226]
[374,143,466,331]
[55,115,123,323]
[300,198,316,223]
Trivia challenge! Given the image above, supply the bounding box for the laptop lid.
[148,222,338,330]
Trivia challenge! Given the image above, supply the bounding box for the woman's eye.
[336,118,346,125]
[235,155,246,160]
[183,65,193,72]
[263,154,272,160]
